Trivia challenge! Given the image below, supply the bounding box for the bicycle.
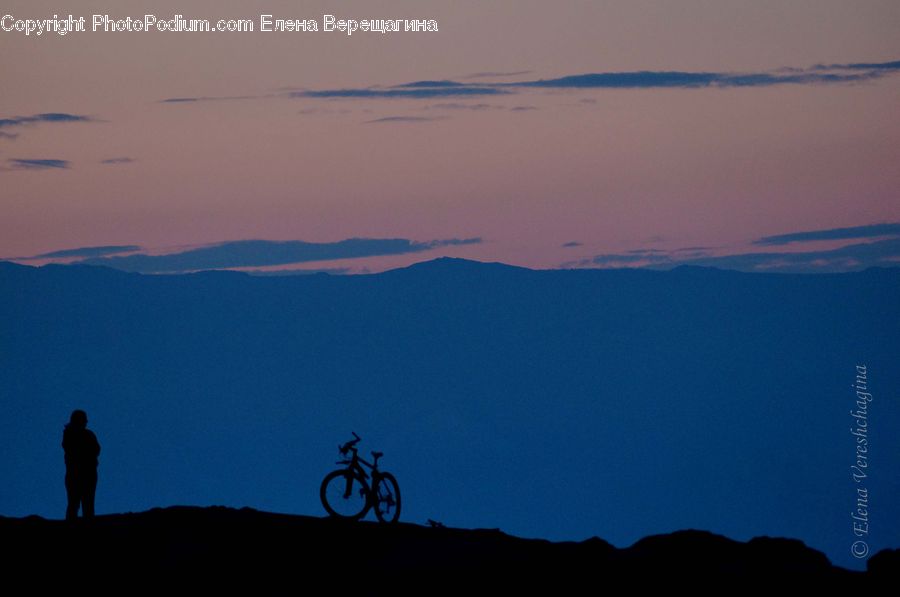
[320,432,401,523]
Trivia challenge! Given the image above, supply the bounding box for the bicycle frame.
[338,447,384,492]
[322,432,400,522]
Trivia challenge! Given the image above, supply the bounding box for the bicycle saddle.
[372,451,383,458]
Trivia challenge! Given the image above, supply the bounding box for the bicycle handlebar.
[339,432,362,455]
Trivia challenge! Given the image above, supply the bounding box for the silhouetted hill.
[389,255,532,276]
[1,259,898,572]
[3,506,893,588]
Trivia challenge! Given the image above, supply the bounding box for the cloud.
[670,247,716,259]
[159,95,258,103]
[511,63,894,89]
[510,106,538,111]
[6,158,70,170]
[424,238,482,248]
[365,116,443,124]
[394,80,469,89]
[671,238,900,273]
[626,248,668,255]
[74,237,483,273]
[0,113,93,128]
[291,59,900,102]
[27,245,142,259]
[567,236,900,273]
[100,157,135,165]
[573,252,673,267]
[675,246,715,252]
[753,222,900,245]
[518,71,722,89]
[0,113,95,145]
[289,83,509,99]
[562,241,582,248]
[815,59,900,71]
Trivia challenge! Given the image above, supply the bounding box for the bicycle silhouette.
[320,432,401,523]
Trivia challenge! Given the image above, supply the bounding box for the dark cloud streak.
[6,158,70,170]
[0,113,93,128]
[291,59,900,101]
[567,236,900,273]
[817,60,900,71]
[75,237,483,273]
[513,66,887,90]
[29,245,142,259]
[670,238,900,273]
[159,95,259,103]
[394,80,468,88]
[754,223,900,245]
[291,86,508,99]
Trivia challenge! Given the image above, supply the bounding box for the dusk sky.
[3,0,899,273]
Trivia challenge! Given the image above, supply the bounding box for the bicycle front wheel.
[320,469,371,520]
[373,472,401,523]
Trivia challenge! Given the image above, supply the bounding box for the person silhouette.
[62,409,101,520]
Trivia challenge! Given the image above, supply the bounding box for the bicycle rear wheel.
[373,472,401,523]
[320,469,371,520]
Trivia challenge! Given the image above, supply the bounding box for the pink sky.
[2,0,899,272]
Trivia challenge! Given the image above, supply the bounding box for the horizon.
[4,252,900,277]
[6,226,900,275]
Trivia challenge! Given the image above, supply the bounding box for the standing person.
[62,409,101,520]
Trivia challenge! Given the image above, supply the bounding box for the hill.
[5,506,898,588]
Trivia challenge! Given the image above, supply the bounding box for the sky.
[2,0,899,274]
